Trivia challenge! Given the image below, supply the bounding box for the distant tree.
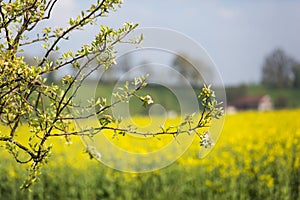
[275,96,288,109]
[292,64,300,88]
[0,0,223,189]
[172,53,211,87]
[261,49,297,88]
[101,54,132,83]
[225,84,248,104]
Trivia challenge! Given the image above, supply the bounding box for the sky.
[35,0,300,85]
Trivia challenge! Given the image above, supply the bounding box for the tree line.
[262,48,300,88]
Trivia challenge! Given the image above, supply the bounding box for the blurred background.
[24,0,300,110]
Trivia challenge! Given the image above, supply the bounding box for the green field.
[1,110,300,199]
[79,83,300,111]
[79,82,199,115]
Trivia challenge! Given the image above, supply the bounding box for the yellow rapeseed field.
[0,109,300,199]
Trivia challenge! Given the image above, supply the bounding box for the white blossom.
[200,132,214,148]
[144,95,154,105]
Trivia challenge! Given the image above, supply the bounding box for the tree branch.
[43,0,58,20]
[38,0,107,67]
[49,121,209,138]
[26,0,58,31]
[0,4,12,49]
[19,34,57,46]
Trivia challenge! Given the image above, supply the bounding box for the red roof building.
[233,95,273,111]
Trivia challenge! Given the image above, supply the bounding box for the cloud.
[218,7,240,20]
